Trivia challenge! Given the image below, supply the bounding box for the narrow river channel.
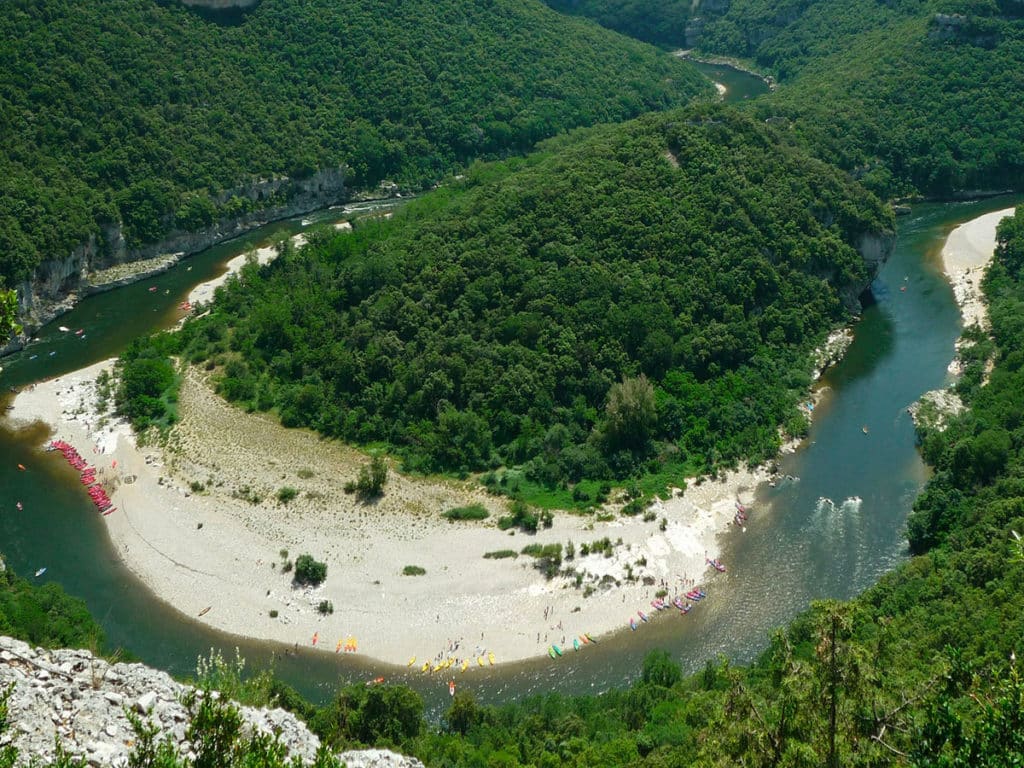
[1,64,1020,716]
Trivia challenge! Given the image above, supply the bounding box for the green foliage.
[292,555,326,587]
[498,500,540,533]
[714,0,1024,197]
[482,549,518,560]
[0,0,710,286]
[543,0,696,48]
[186,105,888,488]
[313,684,424,750]
[641,649,683,688]
[401,566,426,576]
[0,289,20,339]
[442,504,489,522]
[355,455,388,499]
[317,600,333,615]
[115,333,182,433]
[0,559,103,650]
[276,487,298,504]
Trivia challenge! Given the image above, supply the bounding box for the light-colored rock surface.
[5,169,347,356]
[908,388,965,433]
[0,635,321,767]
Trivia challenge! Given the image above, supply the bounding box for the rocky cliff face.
[0,635,424,768]
[4,167,346,356]
[846,230,896,310]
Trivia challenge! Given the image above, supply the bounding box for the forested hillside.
[396,204,1024,766]
[174,106,892,487]
[543,0,1024,198]
[0,561,103,650]
[20,209,1024,765]
[749,3,1024,197]
[542,0,698,48]
[0,0,710,287]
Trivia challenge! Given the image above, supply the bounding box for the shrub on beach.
[483,549,518,560]
[353,454,389,499]
[293,555,327,586]
[442,504,489,522]
[402,565,426,576]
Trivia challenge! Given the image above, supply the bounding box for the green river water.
[1,65,1021,716]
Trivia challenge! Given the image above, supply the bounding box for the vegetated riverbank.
[909,206,1015,430]
[5,361,767,668]
[1,227,866,669]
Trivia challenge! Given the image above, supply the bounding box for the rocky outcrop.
[0,635,424,768]
[838,230,896,311]
[4,168,346,357]
[685,18,705,48]
[928,13,999,47]
[856,231,896,274]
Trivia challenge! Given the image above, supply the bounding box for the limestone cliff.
[4,167,346,356]
[0,635,424,768]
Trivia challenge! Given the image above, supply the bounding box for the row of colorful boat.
[629,589,706,630]
[413,651,496,673]
[48,440,116,515]
[311,632,358,652]
[548,633,597,658]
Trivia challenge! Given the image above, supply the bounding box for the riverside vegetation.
[0,0,711,289]
[4,206,1023,767]
[3,0,1024,763]
[166,106,891,502]
[544,0,1024,199]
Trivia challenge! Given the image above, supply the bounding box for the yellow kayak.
[421,662,430,673]
[432,663,443,673]
[488,652,495,665]
[477,656,485,666]
[407,656,416,667]
[461,660,469,672]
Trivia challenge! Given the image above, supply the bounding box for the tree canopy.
[175,105,891,487]
[0,0,711,287]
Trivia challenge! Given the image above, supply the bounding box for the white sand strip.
[941,207,1016,329]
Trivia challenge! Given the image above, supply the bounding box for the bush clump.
[443,504,490,521]
[293,554,327,586]
[402,565,426,576]
[483,549,518,560]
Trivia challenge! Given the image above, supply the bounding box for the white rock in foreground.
[0,635,421,768]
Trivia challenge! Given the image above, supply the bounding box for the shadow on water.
[1,178,1021,716]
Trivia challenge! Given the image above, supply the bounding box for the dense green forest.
[0,560,103,650]
[8,203,1024,768]
[169,106,890,489]
[542,0,1024,198]
[27,207,1019,768]
[0,0,710,287]
[542,0,698,48]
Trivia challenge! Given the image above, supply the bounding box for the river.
[1,65,1021,716]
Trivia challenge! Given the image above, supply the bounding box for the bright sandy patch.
[941,207,1015,330]
[7,363,763,667]
[187,234,306,306]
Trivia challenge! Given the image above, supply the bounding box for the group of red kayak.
[48,440,116,516]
